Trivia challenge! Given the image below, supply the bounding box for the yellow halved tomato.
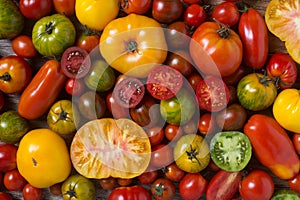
[70,118,151,179]
[265,0,300,64]
[16,129,71,188]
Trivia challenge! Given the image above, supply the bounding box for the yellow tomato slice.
[70,118,151,179]
[265,0,300,63]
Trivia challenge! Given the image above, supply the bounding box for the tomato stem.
[255,73,273,86]
[126,40,139,53]
[214,18,231,39]
[153,183,165,197]
[0,72,11,81]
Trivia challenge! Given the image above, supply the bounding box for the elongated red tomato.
[18,60,67,120]
[238,8,268,69]
[244,114,300,180]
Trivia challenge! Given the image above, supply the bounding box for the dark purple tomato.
[212,2,240,27]
[78,91,106,120]
[152,0,183,24]
[165,21,191,50]
[165,50,194,77]
[184,4,206,28]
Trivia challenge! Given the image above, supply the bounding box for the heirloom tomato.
[151,178,176,200]
[18,59,67,120]
[273,88,300,133]
[70,118,151,179]
[12,35,37,58]
[3,169,27,191]
[16,128,72,188]
[22,183,42,200]
[53,0,75,17]
[108,185,152,200]
[179,173,207,200]
[244,114,300,180]
[190,21,243,77]
[0,56,32,94]
[32,14,76,57]
[19,0,53,20]
[265,0,300,64]
[75,0,119,31]
[120,0,152,15]
[0,143,18,172]
[152,0,183,24]
[100,14,168,78]
[237,73,277,111]
[239,8,269,69]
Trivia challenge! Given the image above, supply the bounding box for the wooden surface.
[0,0,297,199]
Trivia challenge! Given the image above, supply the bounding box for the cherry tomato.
[288,173,300,193]
[120,0,152,15]
[212,2,240,27]
[99,177,117,190]
[117,178,133,187]
[198,113,218,135]
[152,0,183,24]
[65,78,85,96]
[0,91,4,111]
[0,192,12,200]
[12,35,37,58]
[292,133,300,154]
[19,0,53,20]
[187,71,203,91]
[146,126,165,146]
[138,170,159,185]
[165,21,191,50]
[76,33,100,53]
[106,92,129,119]
[164,163,185,182]
[239,169,274,200]
[184,4,206,28]
[22,183,42,200]
[108,185,152,200]
[164,50,194,77]
[222,65,248,86]
[49,183,62,196]
[53,0,75,16]
[182,0,201,4]
[151,178,176,200]
[179,173,207,200]
[164,124,183,141]
[0,144,18,172]
[150,144,174,168]
[4,169,27,191]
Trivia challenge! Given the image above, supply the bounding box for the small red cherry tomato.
[184,4,206,28]
[164,163,185,182]
[12,35,37,58]
[198,113,218,135]
[146,126,165,146]
[53,0,75,16]
[179,173,207,200]
[288,173,300,193]
[164,124,183,142]
[19,0,53,20]
[76,33,100,53]
[0,144,18,172]
[4,169,27,191]
[151,178,176,200]
[212,2,240,27]
[150,144,173,168]
[292,133,300,154]
[22,183,43,200]
[138,170,159,185]
[65,78,85,96]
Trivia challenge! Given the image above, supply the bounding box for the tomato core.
[126,40,139,52]
[0,72,11,81]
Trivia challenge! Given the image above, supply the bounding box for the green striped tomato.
[237,73,277,111]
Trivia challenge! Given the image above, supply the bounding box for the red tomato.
[238,8,269,69]
[206,170,242,200]
[164,163,185,182]
[184,4,206,28]
[18,59,67,120]
[117,178,133,187]
[288,173,300,193]
[99,177,117,190]
[0,144,18,172]
[239,169,274,200]
[266,52,298,89]
[12,35,37,58]
[106,92,129,119]
[164,124,183,141]
[151,178,176,200]
[76,33,100,53]
[187,71,203,91]
[198,113,218,135]
[182,0,201,4]
[146,126,165,146]
[22,183,42,200]
[150,144,173,168]
[19,0,53,20]
[165,21,191,50]
[0,192,12,200]
[179,173,207,200]
[212,2,240,27]
[108,185,152,200]
[65,78,85,96]
[0,91,4,111]
[222,65,247,86]
[292,133,300,154]
[53,0,75,16]
[138,170,159,185]
[120,0,152,15]
[164,50,194,77]
[4,169,27,191]
[152,0,183,24]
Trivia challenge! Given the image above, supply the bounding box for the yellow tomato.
[100,14,168,78]
[273,88,300,133]
[265,0,300,64]
[75,0,119,31]
[16,129,71,188]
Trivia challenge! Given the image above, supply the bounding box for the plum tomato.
[120,0,152,15]
[106,92,129,119]
[0,143,18,172]
[196,75,230,112]
[164,50,194,77]
[164,124,183,142]
[198,113,219,135]
[150,144,174,169]
[138,170,159,185]
[22,183,42,200]
[65,78,85,96]
[61,46,91,79]
[239,169,274,200]
[4,169,27,191]
[147,65,183,100]
[19,0,53,20]
[0,192,12,200]
[210,131,252,172]
[184,4,206,28]
[11,35,37,58]
[164,163,185,182]
[151,178,176,200]
[292,133,300,154]
[179,173,207,200]
[288,173,300,193]
[113,76,145,108]
[165,21,191,50]
[146,126,165,146]
[152,0,183,24]
[212,2,240,27]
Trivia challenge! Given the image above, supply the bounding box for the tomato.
[138,170,159,184]
[210,131,252,172]
[0,55,32,94]
[108,185,152,200]
[212,2,240,27]
[174,134,210,173]
[17,128,72,188]
[47,100,79,135]
[198,112,218,135]
[151,178,176,200]
[75,0,119,31]
[196,75,230,112]
[184,4,206,28]
[206,170,242,200]
[19,0,53,20]
[65,78,85,96]
[32,14,76,57]
[238,8,268,69]
[117,178,133,187]
[271,190,300,199]
[11,35,37,58]
[76,33,99,53]
[146,126,165,146]
[179,173,207,200]
[187,71,203,91]
[49,183,62,196]
[181,119,198,135]
[0,144,17,172]
[265,0,300,64]
[120,0,152,15]
[190,21,243,77]
[150,144,174,168]
[53,0,75,16]
[0,192,12,200]
[165,21,191,50]
[146,65,183,100]
[288,173,300,193]
[152,0,183,24]
[222,65,247,86]
[239,169,274,200]
[61,174,96,200]
[293,133,300,154]
[22,183,42,200]
[244,114,300,180]
[18,59,67,120]
[266,52,298,89]
[100,14,168,78]
[182,0,201,4]
[4,169,27,191]
[99,177,117,190]
[106,92,130,119]
[0,91,4,111]
[164,50,194,77]
[164,124,183,142]
[164,163,185,182]
[237,73,277,111]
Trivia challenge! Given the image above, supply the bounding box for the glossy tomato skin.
[212,2,240,27]
[292,133,300,154]
[0,144,18,172]
[164,124,183,142]
[179,173,207,200]
[288,173,300,193]
[18,59,67,120]
[53,0,75,16]
[146,126,165,146]
[165,21,191,50]
[150,144,174,168]
[151,178,176,200]
[244,114,300,179]
[106,92,129,119]
[138,170,159,185]
[0,56,32,94]
[184,4,206,28]
[65,78,85,96]
[238,8,268,69]
[22,183,42,200]
[19,0,53,20]
[165,50,194,77]
[108,185,152,200]
[164,163,185,182]
[4,169,27,191]
[99,177,117,190]
[76,33,99,53]
[239,169,274,200]
[182,0,201,4]
[120,0,152,14]
[12,35,37,58]
[198,112,218,135]
[0,192,13,200]
[152,0,183,24]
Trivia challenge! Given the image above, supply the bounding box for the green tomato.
[160,88,197,125]
[32,14,76,57]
